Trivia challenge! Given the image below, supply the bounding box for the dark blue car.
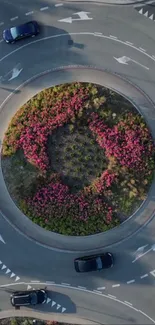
[3,21,39,43]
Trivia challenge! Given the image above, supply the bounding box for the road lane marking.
[140,274,148,279]
[25,11,34,16]
[78,286,86,289]
[0,281,155,323]
[0,234,5,243]
[93,290,102,294]
[127,279,135,284]
[30,280,40,282]
[125,41,133,45]
[10,16,18,21]
[108,294,116,299]
[97,286,106,290]
[94,32,102,35]
[61,282,70,286]
[0,32,154,67]
[110,35,118,39]
[40,6,49,11]
[55,3,63,6]
[132,247,154,263]
[150,269,155,277]
[139,47,146,52]
[124,301,133,306]
[112,284,120,287]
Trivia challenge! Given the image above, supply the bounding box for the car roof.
[77,259,97,272]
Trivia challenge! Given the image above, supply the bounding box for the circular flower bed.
[1,82,155,235]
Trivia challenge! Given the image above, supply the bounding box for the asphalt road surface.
[0,0,155,323]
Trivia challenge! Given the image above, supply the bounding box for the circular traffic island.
[1,82,155,236]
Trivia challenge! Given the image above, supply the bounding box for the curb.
[0,310,99,324]
[60,0,150,5]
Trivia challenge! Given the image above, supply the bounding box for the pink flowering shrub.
[92,170,117,193]
[89,112,154,173]
[3,85,89,170]
[2,82,155,235]
[25,171,118,235]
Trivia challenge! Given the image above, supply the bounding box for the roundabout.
[0,0,155,323]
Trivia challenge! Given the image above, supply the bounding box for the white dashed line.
[61,282,70,286]
[10,16,18,21]
[40,6,49,11]
[127,279,135,284]
[140,274,148,279]
[0,22,4,26]
[112,284,120,288]
[97,286,106,290]
[94,32,103,35]
[25,11,34,16]
[124,301,133,306]
[78,286,86,289]
[125,41,133,45]
[0,281,154,323]
[139,47,146,52]
[30,280,40,283]
[108,294,116,299]
[55,3,63,6]
[93,290,102,294]
[110,35,118,39]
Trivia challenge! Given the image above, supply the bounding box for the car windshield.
[30,292,37,304]
[10,27,19,39]
[96,257,102,269]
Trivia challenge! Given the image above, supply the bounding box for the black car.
[3,21,39,43]
[74,252,114,273]
[10,289,47,307]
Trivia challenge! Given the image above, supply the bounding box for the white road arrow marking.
[56,304,61,310]
[51,300,56,307]
[114,56,129,64]
[15,276,20,282]
[114,56,149,70]
[150,269,155,277]
[0,235,5,244]
[1,264,6,270]
[59,11,93,23]
[62,307,66,313]
[27,285,32,290]
[8,67,23,81]
[132,244,155,263]
[46,298,51,304]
